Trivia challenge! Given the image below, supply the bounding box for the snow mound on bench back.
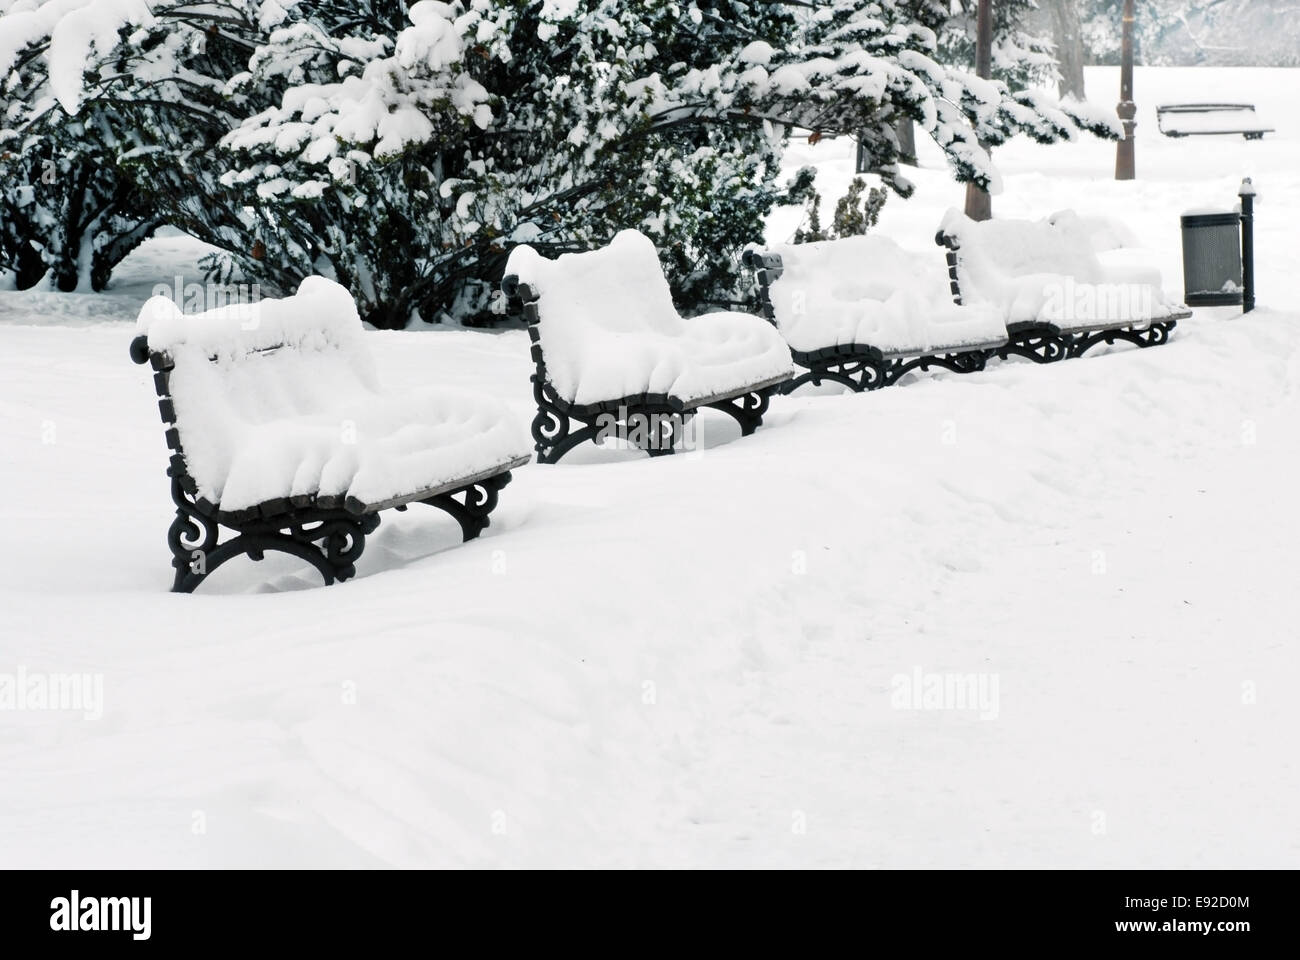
[1048,210,1140,253]
[1048,210,1190,307]
[760,235,1008,355]
[940,208,1186,330]
[506,230,792,407]
[135,278,528,512]
[137,275,371,368]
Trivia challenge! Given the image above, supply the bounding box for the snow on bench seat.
[504,230,794,408]
[135,277,530,514]
[939,208,1188,334]
[758,234,1009,356]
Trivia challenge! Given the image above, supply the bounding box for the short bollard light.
[1179,177,1256,312]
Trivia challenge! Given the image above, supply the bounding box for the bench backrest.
[503,229,688,403]
[941,207,1104,282]
[131,276,377,504]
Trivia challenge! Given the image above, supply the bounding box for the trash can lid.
[1181,210,1240,227]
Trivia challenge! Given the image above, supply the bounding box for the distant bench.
[1157,103,1273,140]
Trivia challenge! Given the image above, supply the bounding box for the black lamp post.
[1240,178,1255,313]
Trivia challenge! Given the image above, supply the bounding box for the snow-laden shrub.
[0,0,161,290]
[793,177,888,245]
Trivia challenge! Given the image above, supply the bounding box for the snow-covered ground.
[2,67,1298,867]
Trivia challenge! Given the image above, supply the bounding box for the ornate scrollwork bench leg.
[531,368,699,463]
[702,385,775,436]
[167,476,380,594]
[419,471,514,541]
[620,409,686,457]
[882,348,992,386]
[530,374,602,465]
[996,329,1068,364]
[784,354,887,393]
[1066,319,1176,359]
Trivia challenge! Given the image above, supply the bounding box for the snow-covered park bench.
[129,277,530,593]
[936,209,1191,363]
[501,230,794,464]
[1157,103,1273,140]
[743,236,1009,392]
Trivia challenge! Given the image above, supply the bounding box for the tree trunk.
[13,241,47,290]
[1046,0,1087,100]
[1116,0,1136,180]
[896,117,917,166]
[964,0,994,221]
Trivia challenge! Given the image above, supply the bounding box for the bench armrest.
[129,335,152,365]
[934,230,960,251]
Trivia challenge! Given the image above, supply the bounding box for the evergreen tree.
[0,1,162,290]
[2,0,1121,323]
[938,0,1057,91]
[793,177,887,244]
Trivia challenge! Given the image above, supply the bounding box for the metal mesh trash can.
[1180,211,1243,307]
